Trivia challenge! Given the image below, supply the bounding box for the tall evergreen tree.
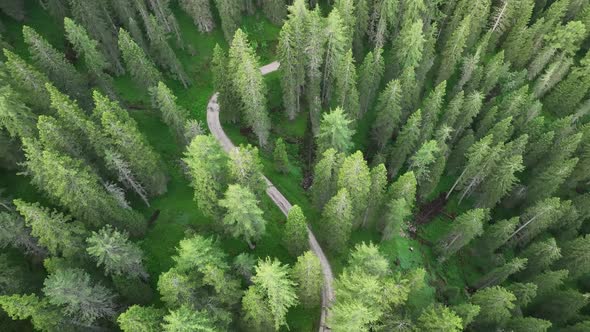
[305,7,326,134]
[2,49,51,110]
[311,148,343,209]
[316,107,355,154]
[118,305,165,332]
[321,9,347,105]
[388,110,422,177]
[284,205,308,256]
[334,49,360,119]
[211,44,241,123]
[118,28,163,90]
[0,86,37,140]
[228,144,267,197]
[371,79,402,150]
[214,0,241,41]
[218,184,267,249]
[150,82,189,144]
[358,48,384,115]
[474,257,527,289]
[179,0,215,32]
[292,251,322,309]
[337,151,371,225]
[436,208,489,262]
[322,188,353,252]
[228,29,271,147]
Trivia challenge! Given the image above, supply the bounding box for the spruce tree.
[86,225,148,279]
[477,217,519,254]
[212,44,241,123]
[0,211,47,258]
[334,49,360,119]
[228,144,267,197]
[228,29,271,147]
[321,9,347,105]
[118,28,163,90]
[261,0,287,25]
[284,205,308,256]
[337,151,371,225]
[311,148,343,209]
[436,208,489,261]
[437,15,471,83]
[2,49,51,110]
[150,81,189,144]
[22,25,86,101]
[322,188,353,252]
[292,251,322,309]
[273,137,289,173]
[474,257,527,289]
[162,306,216,332]
[416,305,463,332]
[179,0,215,32]
[14,199,86,258]
[557,234,590,279]
[218,184,267,249]
[371,79,402,150]
[358,47,384,115]
[471,286,516,328]
[388,110,422,177]
[214,0,241,41]
[0,86,37,140]
[520,237,561,277]
[316,107,355,154]
[305,6,326,134]
[118,305,165,332]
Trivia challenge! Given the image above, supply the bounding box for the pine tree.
[477,217,519,254]
[68,0,123,74]
[118,28,163,90]
[371,79,402,150]
[358,48,384,115]
[214,0,241,41]
[22,138,143,230]
[527,157,578,204]
[284,205,308,256]
[2,49,51,110]
[22,25,87,101]
[408,140,440,189]
[86,225,148,279]
[419,81,447,144]
[150,82,189,144]
[437,15,471,83]
[179,0,215,32]
[305,6,326,134]
[261,0,287,25]
[0,86,37,140]
[321,9,347,105]
[0,211,47,258]
[392,19,425,77]
[316,107,355,154]
[366,164,387,226]
[338,151,371,225]
[436,208,489,261]
[212,44,241,124]
[311,148,343,209]
[382,197,412,241]
[369,0,399,49]
[334,49,360,119]
[183,135,230,218]
[474,257,527,289]
[292,251,322,309]
[242,258,298,331]
[544,51,590,115]
[273,138,289,173]
[416,305,463,332]
[228,144,267,197]
[228,29,271,147]
[99,98,167,196]
[519,237,561,277]
[118,305,165,332]
[322,188,353,252]
[477,154,524,208]
[471,286,516,328]
[388,110,422,177]
[64,17,116,98]
[218,184,267,249]
[162,306,216,332]
[509,197,565,246]
[557,234,590,279]
[390,171,418,209]
[43,267,116,324]
[278,19,304,120]
[13,199,86,258]
[0,293,65,331]
[352,0,369,58]
[535,288,589,325]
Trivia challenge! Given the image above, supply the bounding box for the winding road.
[206,61,334,331]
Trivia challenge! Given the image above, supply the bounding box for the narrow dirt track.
[206,61,334,331]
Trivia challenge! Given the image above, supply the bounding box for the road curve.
[206,61,334,331]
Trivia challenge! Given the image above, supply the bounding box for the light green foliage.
[358,48,384,115]
[157,268,193,308]
[0,86,36,140]
[0,211,46,257]
[86,225,148,279]
[348,242,389,277]
[477,217,519,253]
[118,28,162,90]
[183,135,229,219]
[389,171,418,209]
[2,49,51,109]
[322,188,353,252]
[212,44,240,123]
[334,49,360,118]
[214,0,241,41]
[416,305,463,332]
[382,197,412,241]
[316,107,355,154]
[388,110,422,176]
[419,81,447,145]
[436,208,489,261]
[477,154,524,209]
[292,251,322,309]
[0,293,64,331]
[273,138,289,173]
[43,268,116,324]
[557,234,590,279]
[64,17,115,98]
[438,15,471,83]
[322,9,347,105]
[284,205,308,256]
[118,305,165,332]
[451,303,480,328]
[408,140,440,185]
[305,6,326,134]
[507,282,537,308]
[228,29,271,146]
[150,82,189,144]
[278,19,303,120]
[311,148,343,209]
[471,286,516,327]
[162,306,216,332]
[14,199,86,258]
[367,163,388,225]
[372,79,402,150]
[22,25,86,101]
[328,300,373,331]
[507,317,552,332]
[393,19,424,75]
[337,151,370,224]
[511,197,566,246]
[520,238,561,276]
[474,257,527,289]
[179,0,215,33]
[218,184,267,248]
[228,144,267,196]
[243,258,298,331]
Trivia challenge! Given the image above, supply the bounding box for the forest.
[0,0,589,331]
